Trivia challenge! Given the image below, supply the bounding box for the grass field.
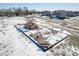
[0,16,79,56]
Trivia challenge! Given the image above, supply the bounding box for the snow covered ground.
[0,16,79,56]
[0,17,51,56]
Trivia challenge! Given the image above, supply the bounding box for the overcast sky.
[0,3,79,11]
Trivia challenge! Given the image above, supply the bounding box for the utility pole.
[2,18,5,28]
[0,17,5,34]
